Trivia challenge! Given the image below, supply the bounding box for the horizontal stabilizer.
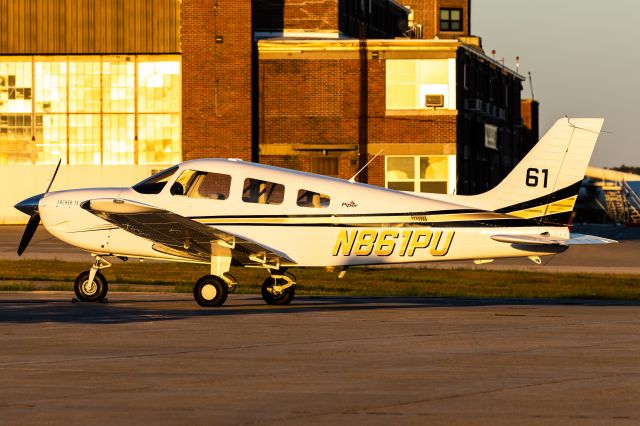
[491,234,565,245]
[492,233,617,246]
[564,233,617,245]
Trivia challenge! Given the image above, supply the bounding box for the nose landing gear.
[74,256,111,302]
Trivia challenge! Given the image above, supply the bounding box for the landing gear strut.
[74,256,111,302]
[261,271,296,305]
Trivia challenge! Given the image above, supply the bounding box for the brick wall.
[261,59,360,145]
[259,51,457,185]
[259,57,361,178]
[254,0,408,38]
[405,0,470,39]
[181,0,253,161]
[254,0,339,32]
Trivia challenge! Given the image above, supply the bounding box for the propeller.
[15,159,61,256]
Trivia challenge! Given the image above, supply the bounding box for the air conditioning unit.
[425,94,444,108]
[465,98,482,112]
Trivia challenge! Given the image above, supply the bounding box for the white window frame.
[385,59,457,111]
[384,155,456,194]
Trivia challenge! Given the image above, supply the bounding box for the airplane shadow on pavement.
[1,295,639,325]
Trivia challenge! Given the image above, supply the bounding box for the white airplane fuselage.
[38,158,569,267]
[14,118,610,307]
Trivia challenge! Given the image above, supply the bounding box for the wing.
[491,233,617,246]
[81,198,295,267]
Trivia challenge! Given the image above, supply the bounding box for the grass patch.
[0,259,639,300]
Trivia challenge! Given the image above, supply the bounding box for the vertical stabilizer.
[468,117,604,225]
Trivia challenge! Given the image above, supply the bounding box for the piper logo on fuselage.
[332,229,455,257]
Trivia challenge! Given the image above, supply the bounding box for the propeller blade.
[17,212,41,256]
[15,160,61,256]
[45,158,62,194]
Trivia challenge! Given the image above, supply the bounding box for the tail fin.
[469,117,604,225]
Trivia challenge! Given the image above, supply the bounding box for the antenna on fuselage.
[349,149,383,183]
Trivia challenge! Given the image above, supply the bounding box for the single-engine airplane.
[15,117,613,307]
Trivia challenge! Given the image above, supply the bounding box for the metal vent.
[425,94,444,108]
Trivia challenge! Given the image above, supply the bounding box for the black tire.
[193,275,228,307]
[74,270,109,302]
[261,273,296,305]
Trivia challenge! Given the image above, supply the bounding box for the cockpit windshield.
[132,165,179,194]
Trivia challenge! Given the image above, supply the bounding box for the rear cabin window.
[297,189,330,208]
[242,178,285,205]
[171,170,231,200]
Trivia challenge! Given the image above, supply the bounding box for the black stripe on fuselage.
[189,208,483,220]
[191,216,547,229]
[496,181,582,214]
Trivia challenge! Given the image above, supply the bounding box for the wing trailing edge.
[81,198,296,265]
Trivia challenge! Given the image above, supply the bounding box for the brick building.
[253,1,537,194]
[0,0,537,222]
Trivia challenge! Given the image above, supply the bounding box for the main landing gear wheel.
[194,275,228,307]
[261,272,296,305]
[74,270,109,302]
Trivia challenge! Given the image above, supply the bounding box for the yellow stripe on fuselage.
[195,211,509,226]
[506,196,577,219]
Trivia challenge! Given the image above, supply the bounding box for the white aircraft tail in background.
[14,117,613,307]
[467,117,604,225]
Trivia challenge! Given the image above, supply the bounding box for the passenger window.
[297,189,330,208]
[242,178,284,204]
[171,170,231,200]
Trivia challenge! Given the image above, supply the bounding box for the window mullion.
[414,156,420,192]
[31,57,36,165]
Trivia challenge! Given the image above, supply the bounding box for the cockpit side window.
[170,170,197,196]
[297,189,330,208]
[171,169,232,200]
[242,178,284,205]
[132,165,179,194]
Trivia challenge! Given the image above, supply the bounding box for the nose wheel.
[73,255,111,303]
[74,270,109,302]
[261,271,296,305]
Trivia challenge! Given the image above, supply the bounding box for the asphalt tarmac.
[1,225,639,424]
[1,293,640,425]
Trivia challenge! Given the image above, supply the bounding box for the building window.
[386,59,456,110]
[0,55,181,166]
[440,8,463,32]
[385,155,455,194]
